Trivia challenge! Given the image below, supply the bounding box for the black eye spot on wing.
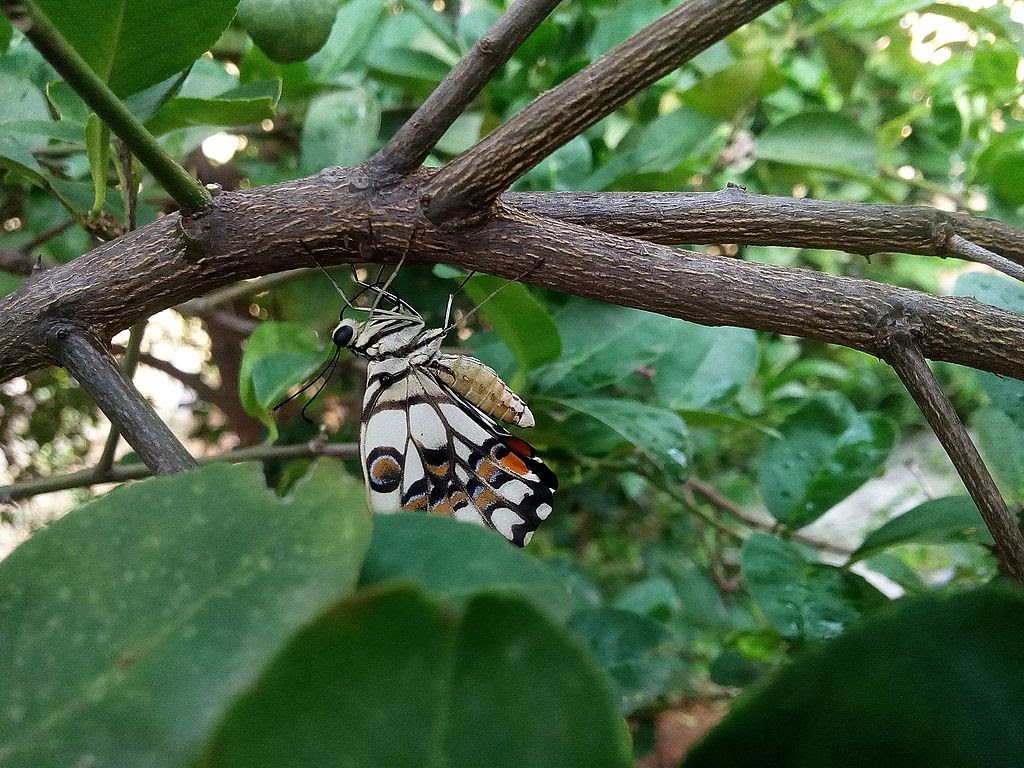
[366,446,403,493]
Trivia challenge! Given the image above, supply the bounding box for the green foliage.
[4,0,1024,763]
[685,587,1024,768]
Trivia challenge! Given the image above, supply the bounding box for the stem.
[10,1,212,215]
[43,322,196,475]
[882,317,1024,584]
[0,441,358,504]
[425,0,782,221]
[95,321,147,475]
[374,0,563,175]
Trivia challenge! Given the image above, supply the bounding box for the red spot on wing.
[504,437,535,458]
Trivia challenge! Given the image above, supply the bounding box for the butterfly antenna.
[300,241,358,315]
[445,259,545,332]
[272,346,342,418]
[443,270,477,327]
[298,350,342,424]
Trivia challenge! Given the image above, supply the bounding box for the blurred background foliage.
[1,0,1024,765]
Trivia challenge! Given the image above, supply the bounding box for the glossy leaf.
[300,87,381,173]
[755,111,878,175]
[552,396,691,484]
[974,407,1024,498]
[199,586,632,768]
[652,324,759,410]
[758,393,897,528]
[0,462,372,767]
[236,0,337,63]
[84,113,110,215]
[359,514,575,620]
[741,533,884,642]
[569,606,687,715]
[685,588,1024,768]
[30,0,239,96]
[144,81,280,136]
[238,321,329,432]
[308,0,384,82]
[850,496,995,562]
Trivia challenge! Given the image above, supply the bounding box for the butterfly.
[285,263,557,546]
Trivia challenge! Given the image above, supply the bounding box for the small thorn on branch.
[882,317,1024,584]
[44,322,196,475]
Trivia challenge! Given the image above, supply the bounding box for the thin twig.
[685,477,854,557]
[0,441,358,504]
[425,0,782,221]
[95,321,147,475]
[882,317,1024,584]
[43,322,196,475]
[374,0,563,175]
[946,234,1024,282]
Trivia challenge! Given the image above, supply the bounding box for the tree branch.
[373,0,563,175]
[0,440,358,504]
[2,172,1024,385]
[509,188,1024,272]
[43,322,196,474]
[425,0,782,221]
[6,1,212,214]
[881,317,1024,584]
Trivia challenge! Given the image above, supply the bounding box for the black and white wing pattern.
[359,356,557,547]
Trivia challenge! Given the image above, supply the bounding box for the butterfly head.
[331,311,428,358]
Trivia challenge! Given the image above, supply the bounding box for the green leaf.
[569,606,687,715]
[239,321,329,434]
[741,533,884,642]
[755,111,878,175]
[0,133,47,186]
[552,396,691,484]
[533,298,698,395]
[236,0,338,63]
[0,72,50,129]
[46,80,91,123]
[144,81,281,136]
[681,56,782,119]
[84,113,110,215]
[684,588,1024,768]
[825,0,932,29]
[652,325,759,410]
[456,274,561,375]
[30,0,239,97]
[307,0,384,82]
[199,586,632,768]
[300,87,381,173]
[988,150,1024,207]
[0,14,11,54]
[359,514,576,620]
[758,393,897,528]
[0,461,372,767]
[974,407,1024,498]
[850,496,994,562]
[587,0,680,60]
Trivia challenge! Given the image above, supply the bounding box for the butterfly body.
[332,311,556,546]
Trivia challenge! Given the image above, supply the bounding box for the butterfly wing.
[360,358,557,546]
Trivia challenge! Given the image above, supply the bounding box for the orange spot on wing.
[498,452,529,476]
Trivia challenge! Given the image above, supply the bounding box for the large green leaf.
[533,299,700,396]
[236,0,337,64]
[29,0,239,97]
[307,0,384,82]
[300,87,381,173]
[359,514,576,620]
[685,587,1024,767]
[850,495,994,563]
[144,81,280,136]
[651,324,759,410]
[569,606,688,715]
[198,586,633,768]
[552,396,691,484]
[758,393,897,528]
[0,462,372,767]
[741,533,885,642]
[755,111,878,176]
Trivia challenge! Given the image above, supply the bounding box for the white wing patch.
[359,358,557,547]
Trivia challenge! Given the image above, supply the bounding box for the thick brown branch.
[43,323,196,474]
[881,318,1024,583]
[2,170,1023,387]
[509,189,1024,270]
[425,0,782,221]
[373,0,563,175]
